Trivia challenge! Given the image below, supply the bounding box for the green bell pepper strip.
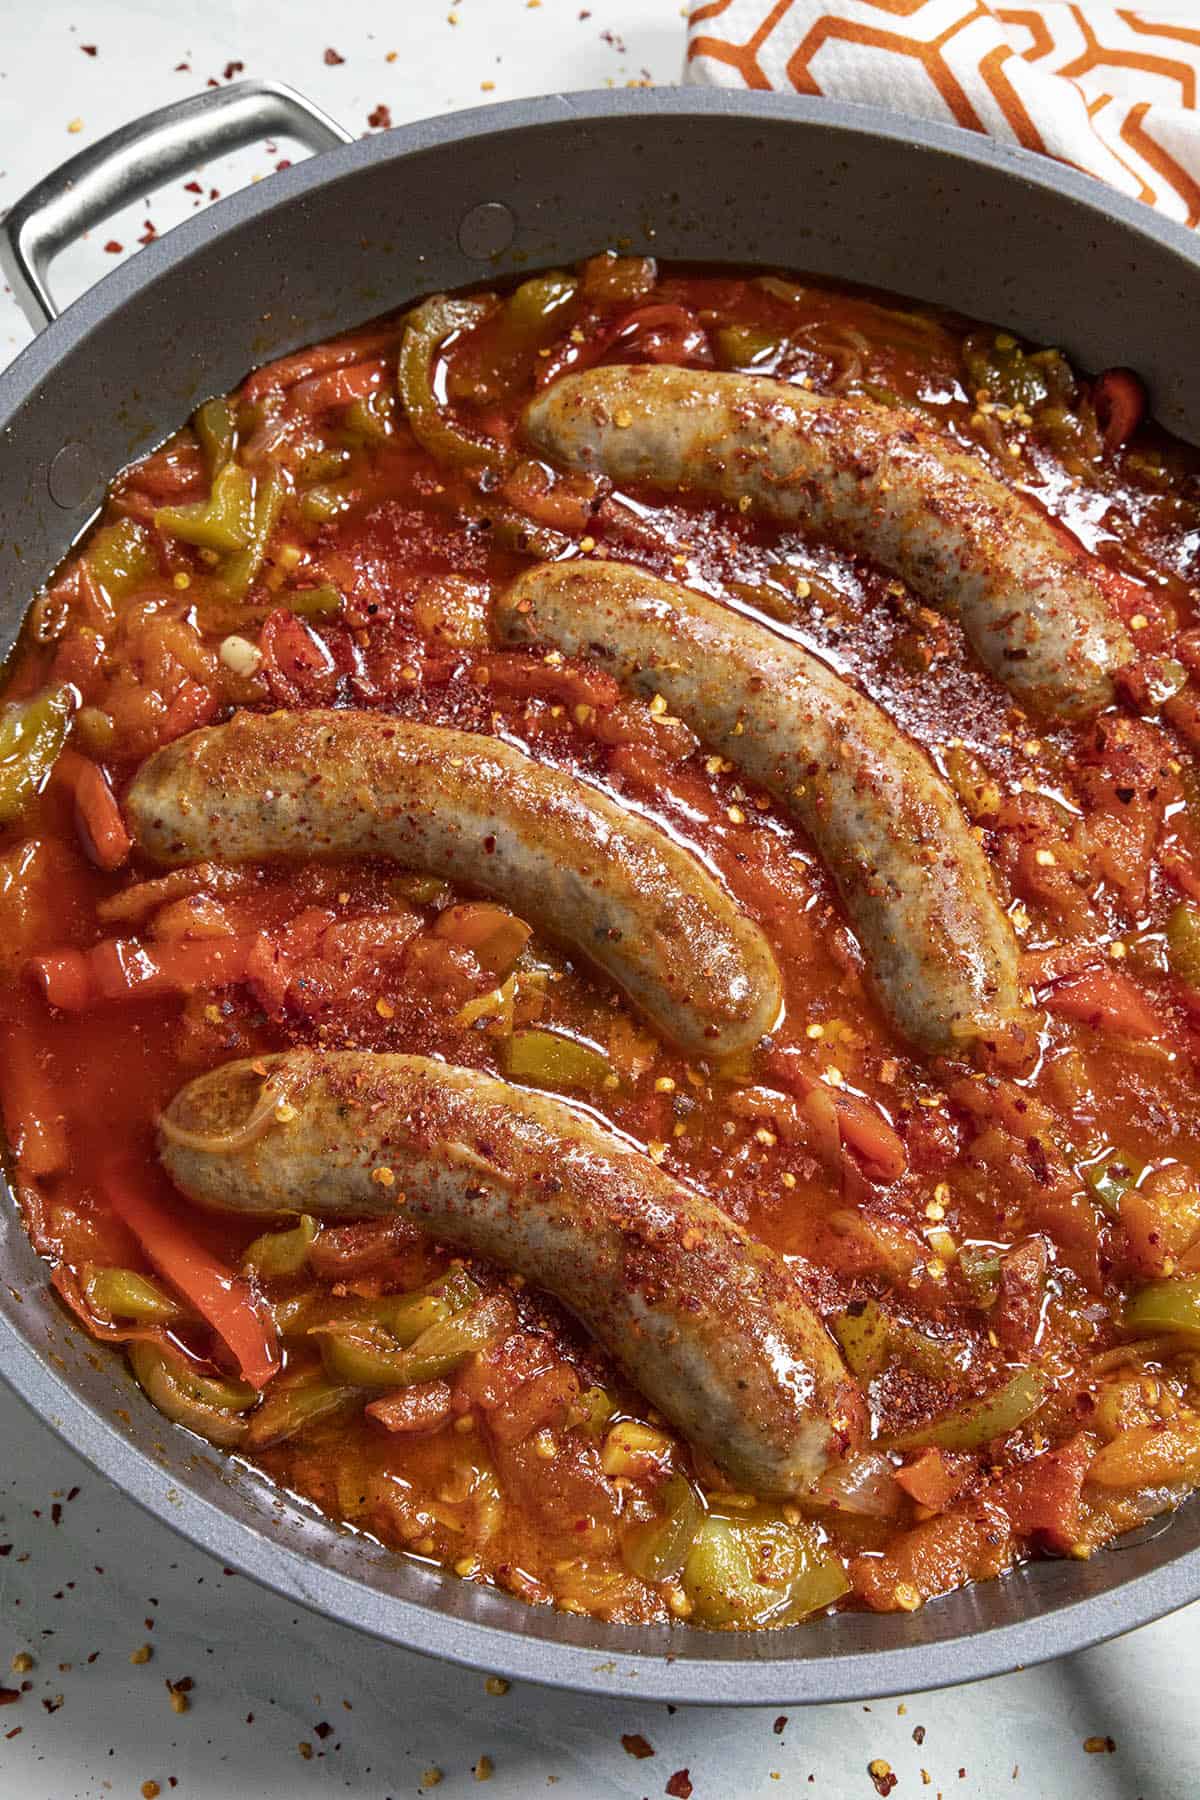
[1167,904,1200,989]
[833,1302,890,1380]
[961,333,1074,411]
[243,1372,362,1449]
[884,1366,1049,1452]
[500,1029,614,1090]
[1082,1149,1145,1218]
[716,323,787,369]
[193,397,236,474]
[344,389,395,444]
[287,583,343,619]
[397,295,509,470]
[83,1265,185,1323]
[0,687,74,826]
[1123,1276,1200,1341]
[958,1245,1002,1307]
[499,273,578,346]
[220,469,287,597]
[155,462,254,552]
[681,1515,849,1626]
[241,1214,318,1279]
[86,519,158,600]
[128,1342,256,1448]
[834,1300,958,1381]
[314,1291,510,1389]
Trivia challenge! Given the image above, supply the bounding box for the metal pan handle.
[0,78,352,329]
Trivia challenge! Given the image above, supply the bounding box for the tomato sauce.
[5,252,1200,1629]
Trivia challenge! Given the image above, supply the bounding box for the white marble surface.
[0,2,1195,1794]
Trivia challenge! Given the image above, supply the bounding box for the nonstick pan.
[2,79,1200,1704]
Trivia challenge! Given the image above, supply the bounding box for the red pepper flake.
[324,46,345,65]
[103,239,123,254]
[1084,1736,1116,1754]
[67,1487,79,1501]
[174,62,190,71]
[223,60,244,80]
[868,1761,897,1798]
[205,78,219,89]
[367,104,392,129]
[0,1689,19,1707]
[913,1725,926,1745]
[314,1721,332,1740]
[773,1717,787,1735]
[276,159,292,172]
[621,1733,654,1760]
[0,1546,11,1558]
[4,1727,20,1738]
[50,1504,61,1525]
[81,43,97,55]
[183,181,202,194]
[666,1773,692,1799]
[209,187,220,200]
[138,221,157,246]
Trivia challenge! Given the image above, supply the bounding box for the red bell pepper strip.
[894,1448,964,1514]
[1000,1432,1093,1553]
[0,1004,68,1178]
[1163,854,1200,904]
[1092,368,1146,456]
[286,359,389,417]
[240,325,406,406]
[765,1047,907,1183]
[55,749,131,872]
[1039,966,1162,1039]
[104,1158,279,1389]
[31,933,261,1011]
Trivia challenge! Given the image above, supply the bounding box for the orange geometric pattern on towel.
[686,1,1200,223]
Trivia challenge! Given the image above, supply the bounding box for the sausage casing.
[160,1049,864,1495]
[523,364,1133,718]
[125,708,782,1058]
[498,560,1029,1056]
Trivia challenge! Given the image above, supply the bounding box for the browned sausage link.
[159,1050,864,1495]
[124,709,781,1059]
[498,560,1031,1057]
[523,364,1133,719]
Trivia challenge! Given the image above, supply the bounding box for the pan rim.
[4,85,1200,1703]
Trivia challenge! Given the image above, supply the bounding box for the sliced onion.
[128,1342,255,1447]
[811,1450,903,1519]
